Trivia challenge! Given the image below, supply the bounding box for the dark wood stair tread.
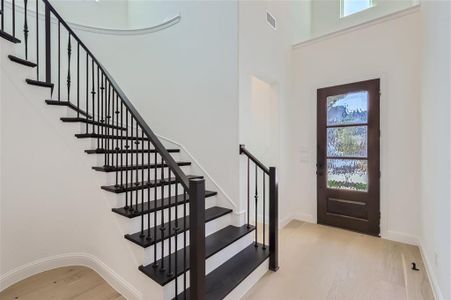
[94,161,191,173]
[75,133,150,141]
[45,100,92,119]
[0,31,21,43]
[125,206,233,248]
[140,225,255,286]
[112,189,217,218]
[102,174,200,194]
[61,117,126,130]
[26,79,54,89]
[8,55,37,67]
[176,243,269,300]
[85,148,180,154]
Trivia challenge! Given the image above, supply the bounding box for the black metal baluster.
[254,164,258,246]
[146,139,151,241]
[57,21,60,100]
[263,170,266,249]
[91,59,95,134]
[135,125,139,211]
[76,43,80,116]
[173,179,179,295]
[100,73,105,156]
[96,66,100,149]
[152,151,158,268]
[1,0,4,31]
[105,80,111,166]
[120,101,124,190]
[129,117,134,212]
[124,109,129,209]
[12,0,15,37]
[23,0,28,60]
[140,130,145,238]
[44,3,50,85]
[160,155,165,272]
[115,92,120,188]
[167,169,173,277]
[67,34,71,101]
[35,0,38,79]
[247,158,250,228]
[85,53,88,133]
[183,190,187,299]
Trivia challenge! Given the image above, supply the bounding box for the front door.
[317,79,380,236]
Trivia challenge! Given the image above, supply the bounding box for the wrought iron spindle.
[140,130,145,237]
[160,155,165,271]
[173,178,179,295]
[35,0,38,79]
[76,43,79,116]
[57,21,60,100]
[135,125,139,211]
[115,92,120,188]
[120,101,124,189]
[1,0,4,31]
[183,190,187,299]
[85,53,88,133]
[23,0,28,60]
[67,34,71,101]
[262,170,266,249]
[124,109,129,209]
[168,169,173,277]
[254,164,258,246]
[247,157,250,228]
[96,65,100,149]
[146,140,151,241]
[152,151,158,267]
[100,73,105,155]
[91,59,95,134]
[12,0,15,37]
[129,117,134,212]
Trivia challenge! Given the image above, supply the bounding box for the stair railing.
[1,0,206,298]
[239,144,279,271]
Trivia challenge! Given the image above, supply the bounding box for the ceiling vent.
[266,11,276,30]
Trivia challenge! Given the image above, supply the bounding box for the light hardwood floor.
[244,221,434,300]
[0,266,124,300]
[0,221,434,300]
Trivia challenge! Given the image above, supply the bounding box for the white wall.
[51,0,129,29]
[306,0,416,43]
[238,1,294,222]
[71,1,240,204]
[289,8,422,241]
[0,39,162,299]
[420,1,451,299]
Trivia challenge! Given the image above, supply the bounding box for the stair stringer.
[0,39,163,299]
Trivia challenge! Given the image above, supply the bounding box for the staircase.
[0,1,279,299]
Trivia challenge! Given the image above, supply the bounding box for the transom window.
[341,0,374,18]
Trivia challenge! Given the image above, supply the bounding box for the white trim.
[418,241,445,300]
[0,252,142,300]
[279,213,315,229]
[382,230,419,246]
[157,134,238,210]
[69,15,181,36]
[293,4,420,49]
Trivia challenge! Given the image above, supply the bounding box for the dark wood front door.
[317,79,380,236]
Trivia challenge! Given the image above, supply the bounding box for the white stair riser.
[162,232,255,299]
[126,213,232,266]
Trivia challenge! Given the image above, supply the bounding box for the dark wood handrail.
[239,144,270,174]
[42,0,189,189]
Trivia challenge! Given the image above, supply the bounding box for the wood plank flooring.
[0,221,434,300]
[244,221,434,300]
[0,266,124,300]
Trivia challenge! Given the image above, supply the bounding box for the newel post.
[269,167,279,271]
[189,178,206,300]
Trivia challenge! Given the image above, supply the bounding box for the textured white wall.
[290,9,422,240]
[420,1,451,299]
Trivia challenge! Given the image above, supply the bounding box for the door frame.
[316,79,380,236]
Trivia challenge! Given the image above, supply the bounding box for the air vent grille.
[266,11,276,30]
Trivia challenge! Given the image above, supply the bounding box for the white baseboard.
[279,213,315,229]
[418,242,445,300]
[0,252,142,300]
[382,230,419,246]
